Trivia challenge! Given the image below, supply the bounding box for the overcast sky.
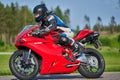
[1,0,120,29]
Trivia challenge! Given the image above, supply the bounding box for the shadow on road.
[11,74,104,80]
[11,74,85,80]
[34,74,84,80]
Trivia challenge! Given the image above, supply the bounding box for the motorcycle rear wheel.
[78,48,105,78]
[9,50,39,80]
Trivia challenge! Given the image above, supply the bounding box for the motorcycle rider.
[33,4,81,54]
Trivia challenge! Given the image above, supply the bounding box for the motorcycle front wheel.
[9,50,39,80]
[78,48,105,78]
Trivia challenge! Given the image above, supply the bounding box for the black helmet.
[33,4,48,22]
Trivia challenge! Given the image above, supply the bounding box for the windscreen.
[19,25,35,35]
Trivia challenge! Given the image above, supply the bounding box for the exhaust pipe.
[66,53,87,68]
[66,63,80,68]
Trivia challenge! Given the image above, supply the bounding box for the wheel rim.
[86,55,99,72]
[14,53,36,76]
[82,54,99,73]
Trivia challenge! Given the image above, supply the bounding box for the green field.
[0,54,12,75]
[99,47,120,72]
[0,46,120,75]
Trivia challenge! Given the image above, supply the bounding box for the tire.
[9,50,40,80]
[78,48,105,78]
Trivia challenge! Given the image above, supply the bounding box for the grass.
[98,47,120,72]
[0,44,17,52]
[0,46,120,75]
[0,54,12,75]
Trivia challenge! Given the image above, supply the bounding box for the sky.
[0,0,120,29]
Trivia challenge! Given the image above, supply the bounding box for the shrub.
[100,37,111,46]
[0,40,5,47]
[100,36,119,48]
[118,35,120,45]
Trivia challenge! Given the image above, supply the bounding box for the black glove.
[32,28,50,37]
[39,28,50,34]
[32,32,40,37]
[39,29,45,34]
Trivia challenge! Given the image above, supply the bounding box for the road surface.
[0,72,120,80]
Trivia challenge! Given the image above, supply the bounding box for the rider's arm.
[44,15,57,32]
[33,15,57,36]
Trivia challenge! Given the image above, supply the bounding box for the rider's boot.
[59,36,83,61]
[71,41,82,53]
[71,41,80,52]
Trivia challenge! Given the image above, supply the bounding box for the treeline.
[75,15,120,34]
[0,2,120,45]
[93,16,120,34]
[0,2,35,44]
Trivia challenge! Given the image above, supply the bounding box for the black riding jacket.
[39,12,68,33]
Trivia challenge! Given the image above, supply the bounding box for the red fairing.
[74,29,94,41]
[15,25,80,74]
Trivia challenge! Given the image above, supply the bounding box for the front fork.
[22,49,31,64]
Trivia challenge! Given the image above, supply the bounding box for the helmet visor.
[34,8,42,17]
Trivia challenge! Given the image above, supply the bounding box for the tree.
[0,2,5,40]
[54,6,66,23]
[116,24,120,32]
[4,5,12,44]
[64,9,70,27]
[109,16,116,34]
[74,25,80,35]
[84,15,90,29]
[97,16,102,32]
[94,16,102,32]
[0,2,35,44]
[93,24,98,31]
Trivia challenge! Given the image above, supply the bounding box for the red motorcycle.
[9,25,105,80]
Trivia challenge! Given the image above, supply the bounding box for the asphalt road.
[0,72,120,80]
